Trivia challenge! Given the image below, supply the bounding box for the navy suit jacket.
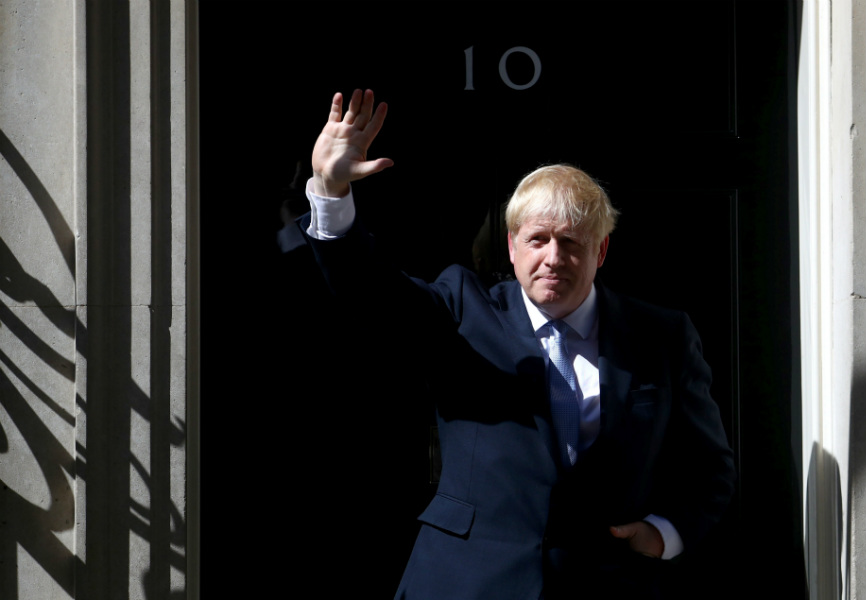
[305,219,736,600]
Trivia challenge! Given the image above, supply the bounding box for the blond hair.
[505,164,619,241]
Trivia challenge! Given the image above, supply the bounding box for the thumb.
[352,157,394,180]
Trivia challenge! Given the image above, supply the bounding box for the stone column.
[798,0,866,598]
[849,1,866,598]
[0,0,196,598]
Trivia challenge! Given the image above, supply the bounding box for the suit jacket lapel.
[495,281,546,377]
[495,281,558,465]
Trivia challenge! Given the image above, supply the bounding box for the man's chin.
[532,287,566,306]
[529,289,584,318]
[531,295,567,316]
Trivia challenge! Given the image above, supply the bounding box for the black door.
[201,2,805,597]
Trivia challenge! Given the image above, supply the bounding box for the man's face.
[508,217,609,319]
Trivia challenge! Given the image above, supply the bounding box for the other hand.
[609,521,664,559]
[311,89,393,197]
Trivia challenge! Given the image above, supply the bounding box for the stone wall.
[0,1,194,598]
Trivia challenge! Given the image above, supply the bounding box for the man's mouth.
[539,274,567,284]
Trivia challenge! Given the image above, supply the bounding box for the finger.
[364,100,389,138]
[328,92,344,122]
[344,88,363,124]
[354,89,376,129]
[609,524,634,539]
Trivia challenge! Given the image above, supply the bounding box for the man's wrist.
[305,177,356,239]
[312,172,350,199]
[643,514,684,560]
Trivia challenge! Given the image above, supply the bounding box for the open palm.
[312,89,393,197]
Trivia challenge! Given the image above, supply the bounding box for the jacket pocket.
[627,387,665,420]
[417,493,476,536]
[629,387,660,405]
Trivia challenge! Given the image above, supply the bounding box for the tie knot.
[549,319,568,338]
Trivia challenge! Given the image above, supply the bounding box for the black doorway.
[200,2,805,597]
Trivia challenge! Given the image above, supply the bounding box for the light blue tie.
[548,319,580,465]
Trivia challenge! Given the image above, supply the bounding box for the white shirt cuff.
[643,514,684,560]
[304,177,356,239]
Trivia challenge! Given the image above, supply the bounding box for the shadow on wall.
[0,122,186,599]
[0,126,79,598]
[805,441,843,598]
[847,369,866,598]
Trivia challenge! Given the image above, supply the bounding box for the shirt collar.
[522,283,598,339]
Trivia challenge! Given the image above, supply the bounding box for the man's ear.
[507,231,516,264]
[597,235,610,268]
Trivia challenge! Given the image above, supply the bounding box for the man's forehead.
[519,217,591,237]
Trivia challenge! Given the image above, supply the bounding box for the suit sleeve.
[658,312,737,552]
[299,211,462,336]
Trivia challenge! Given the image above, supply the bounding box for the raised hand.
[311,89,394,198]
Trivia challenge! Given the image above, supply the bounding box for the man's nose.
[543,240,565,266]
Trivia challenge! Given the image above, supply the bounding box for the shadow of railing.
[0,120,79,597]
[0,0,187,595]
[0,129,75,277]
[0,122,187,597]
